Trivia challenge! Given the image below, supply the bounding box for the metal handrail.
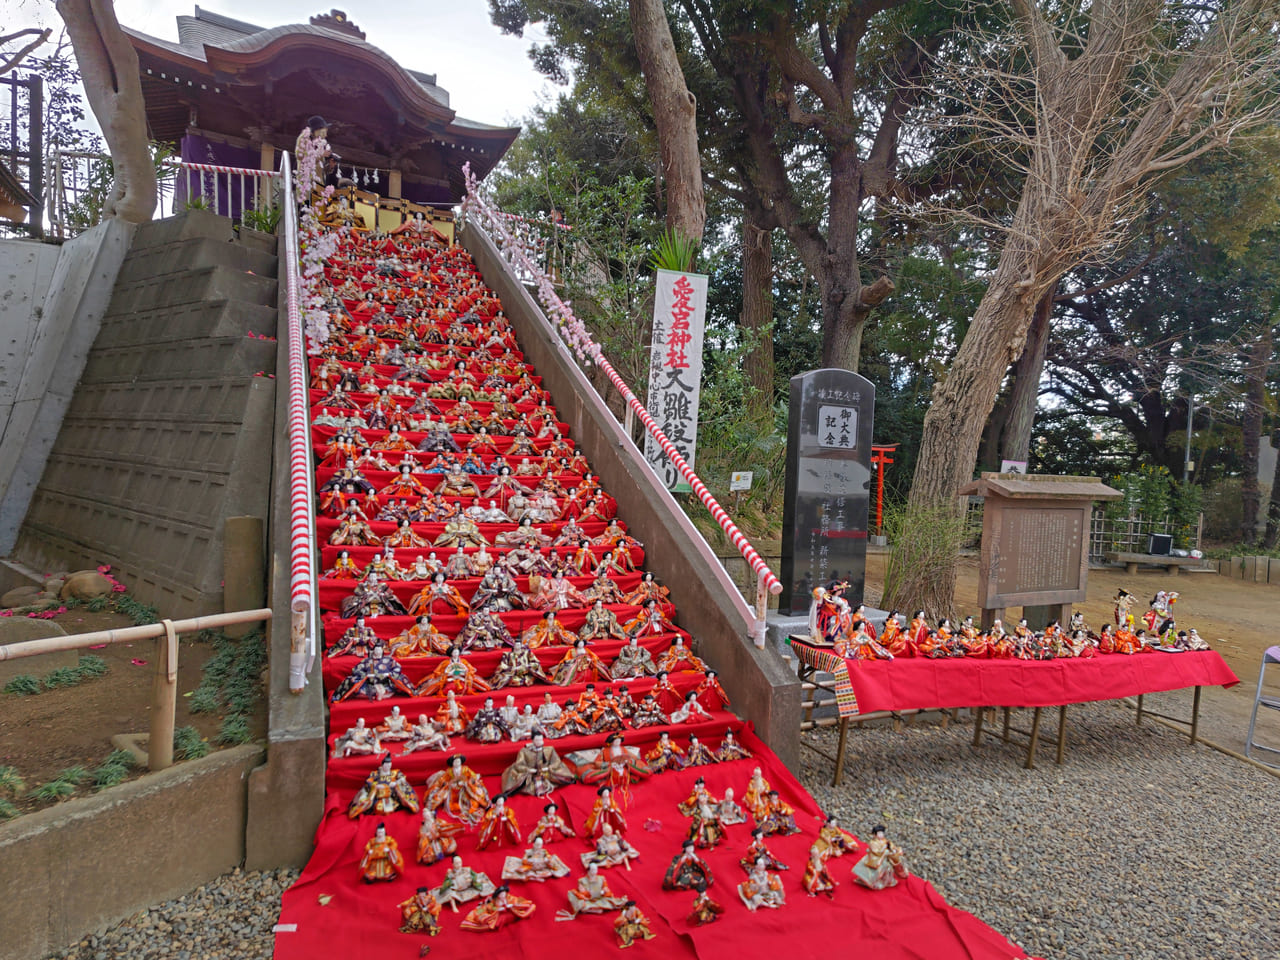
[0,608,272,771]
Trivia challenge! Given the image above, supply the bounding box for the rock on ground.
[60,571,114,601]
[1,585,41,608]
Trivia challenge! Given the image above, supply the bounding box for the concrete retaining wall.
[1216,555,1280,586]
[13,211,280,616]
[0,744,264,960]
[461,224,802,768]
[0,220,136,554]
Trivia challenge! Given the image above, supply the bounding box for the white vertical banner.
[644,269,708,489]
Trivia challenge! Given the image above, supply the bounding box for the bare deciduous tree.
[888,0,1280,614]
[56,0,155,223]
[0,28,52,76]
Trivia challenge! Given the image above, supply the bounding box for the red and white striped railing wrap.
[278,151,317,692]
[461,165,783,634]
[172,160,281,177]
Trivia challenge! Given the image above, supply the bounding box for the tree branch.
[0,27,52,77]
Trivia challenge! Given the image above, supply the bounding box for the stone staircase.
[14,210,280,616]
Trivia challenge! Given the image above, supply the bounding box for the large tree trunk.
[57,0,156,223]
[740,214,774,414]
[1264,428,1280,549]
[629,0,704,245]
[1239,326,1270,543]
[1001,287,1053,464]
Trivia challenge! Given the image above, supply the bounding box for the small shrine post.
[779,369,875,616]
[959,474,1122,630]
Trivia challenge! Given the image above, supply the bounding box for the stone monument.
[779,369,874,616]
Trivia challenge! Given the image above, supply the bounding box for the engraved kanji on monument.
[779,369,874,616]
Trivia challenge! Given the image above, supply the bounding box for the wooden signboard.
[958,474,1121,629]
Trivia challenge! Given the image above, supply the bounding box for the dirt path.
[863,553,1280,754]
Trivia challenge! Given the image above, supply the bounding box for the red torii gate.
[871,444,898,535]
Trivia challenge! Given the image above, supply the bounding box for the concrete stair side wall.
[13,210,280,617]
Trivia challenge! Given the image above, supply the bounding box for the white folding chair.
[1245,645,1280,766]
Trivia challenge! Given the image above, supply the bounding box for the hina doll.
[325,616,373,660]
[424,754,490,826]
[684,735,716,767]
[536,692,563,728]
[434,690,470,734]
[576,600,627,642]
[716,788,747,825]
[458,609,516,652]
[471,565,526,613]
[416,806,464,865]
[578,735,652,808]
[548,701,590,739]
[621,571,670,606]
[550,639,613,684]
[583,786,627,839]
[416,647,492,697]
[388,615,450,658]
[528,800,576,844]
[688,885,724,925]
[625,600,680,640]
[695,670,731,711]
[738,858,787,911]
[358,829,401,885]
[740,827,789,872]
[556,863,629,919]
[442,548,477,580]
[488,638,550,687]
[510,704,544,741]
[846,622,895,661]
[802,845,837,898]
[464,696,512,743]
[476,796,521,849]
[851,825,908,890]
[609,636,658,678]
[341,572,409,619]
[408,572,469,617]
[614,901,655,948]
[331,645,418,702]
[744,767,773,820]
[652,671,683,714]
[671,691,714,725]
[348,756,420,818]
[880,612,909,656]
[814,815,858,860]
[332,718,381,758]
[686,794,726,849]
[757,790,801,836]
[325,550,361,579]
[523,611,581,650]
[329,504,381,546]
[433,513,487,547]
[656,635,708,673]
[433,855,496,909]
[379,464,428,498]
[642,732,686,773]
[496,517,553,549]
[663,840,714,890]
[397,887,442,936]
[716,730,752,762]
[498,733,578,796]
[582,822,640,870]
[501,836,571,882]
[375,706,412,741]
[631,693,668,729]
[585,570,625,605]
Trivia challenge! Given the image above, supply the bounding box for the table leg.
[1136,693,1144,725]
[800,665,815,728]
[972,706,985,747]
[1190,686,1202,745]
[1056,705,1068,765]
[832,718,850,787]
[1002,707,1011,742]
[1025,707,1043,770]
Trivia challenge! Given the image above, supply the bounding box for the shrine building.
[122,6,519,226]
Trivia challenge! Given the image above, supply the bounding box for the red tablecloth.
[275,726,1031,960]
[809,647,1239,713]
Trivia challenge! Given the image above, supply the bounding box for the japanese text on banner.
[644,270,708,489]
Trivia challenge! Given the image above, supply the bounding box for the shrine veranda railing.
[460,167,782,645]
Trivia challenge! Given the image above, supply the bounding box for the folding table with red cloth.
[790,638,1240,775]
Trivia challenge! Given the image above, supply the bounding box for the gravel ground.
[799,701,1280,960]
[45,868,298,960]
[43,705,1278,960]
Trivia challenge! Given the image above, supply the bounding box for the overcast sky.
[11,0,555,128]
